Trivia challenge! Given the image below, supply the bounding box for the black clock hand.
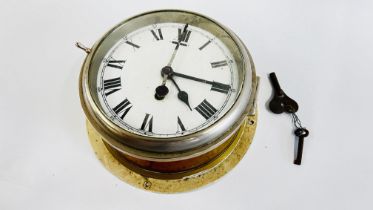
[173,71,213,85]
[162,68,232,93]
[169,76,192,111]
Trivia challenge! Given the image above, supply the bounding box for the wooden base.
[87,114,257,193]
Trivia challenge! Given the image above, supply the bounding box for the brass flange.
[87,114,257,193]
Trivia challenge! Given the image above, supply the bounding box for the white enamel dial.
[96,23,240,138]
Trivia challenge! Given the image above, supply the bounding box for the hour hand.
[170,77,192,111]
[177,91,192,111]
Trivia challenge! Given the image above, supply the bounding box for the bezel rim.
[79,9,257,161]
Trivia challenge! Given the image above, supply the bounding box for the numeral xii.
[178,28,191,43]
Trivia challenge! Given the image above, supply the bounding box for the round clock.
[77,9,259,193]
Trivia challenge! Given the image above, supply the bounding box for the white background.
[1,0,372,209]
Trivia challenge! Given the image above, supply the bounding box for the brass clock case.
[78,9,259,192]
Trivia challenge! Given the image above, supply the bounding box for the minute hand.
[172,71,232,94]
[172,71,214,85]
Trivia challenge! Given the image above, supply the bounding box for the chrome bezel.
[79,9,257,161]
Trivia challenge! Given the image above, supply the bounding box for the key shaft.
[294,136,304,165]
[294,128,309,165]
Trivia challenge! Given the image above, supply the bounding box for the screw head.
[143,180,152,189]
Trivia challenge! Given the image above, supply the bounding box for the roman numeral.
[151,29,163,41]
[103,77,121,96]
[112,99,132,119]
[125,41,140,48]
[171,25,191,47]
[177,116,186,132]
[140,113,153,132]
[178,28,191,43]
[199,39,212,50]
[107,60,125,70]
[211,60,228,68]
[195,99,218,120]
[211,82,231,94]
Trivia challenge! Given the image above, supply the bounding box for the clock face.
[95,22,240,138]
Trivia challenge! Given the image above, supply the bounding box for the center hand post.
[161,66,192,111]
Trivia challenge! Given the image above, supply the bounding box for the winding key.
[268,72,309,165]
[269,72,298,114]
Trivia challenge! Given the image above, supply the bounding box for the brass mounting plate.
[87,114,257,193]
